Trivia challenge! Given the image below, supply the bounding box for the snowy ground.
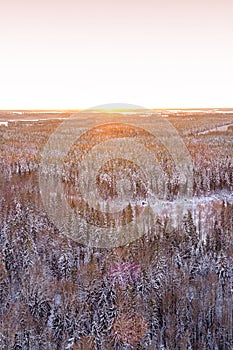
[197,123,233,134]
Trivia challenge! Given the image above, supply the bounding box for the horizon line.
[1,107,233,112]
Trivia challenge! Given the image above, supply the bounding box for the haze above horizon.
[1,0,233,110]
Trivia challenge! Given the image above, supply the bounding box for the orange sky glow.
[0,0,233,109]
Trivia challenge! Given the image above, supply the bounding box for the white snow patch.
[0,121,8,126]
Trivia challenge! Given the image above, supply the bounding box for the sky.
[0,0,233,109]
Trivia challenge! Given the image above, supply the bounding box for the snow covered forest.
[0,110,233,349]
